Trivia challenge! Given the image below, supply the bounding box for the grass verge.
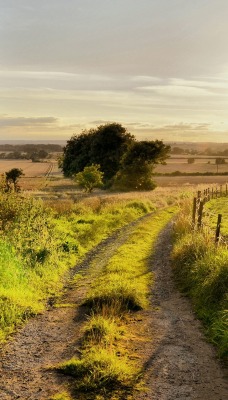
[0,192,157,341]
[172,197,228,358]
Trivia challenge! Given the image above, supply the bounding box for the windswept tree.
[5,168,24,192]
[114,140,170,190]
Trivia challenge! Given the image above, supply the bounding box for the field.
[155,157,228,174]
[0,158,228,195]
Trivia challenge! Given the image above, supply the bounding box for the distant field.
[0,158,228,192]
[0,160,59,176]
[154,176,228,187]
[155,158,228,174]
[0,160,63,191]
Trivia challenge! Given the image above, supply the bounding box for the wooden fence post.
[197,200,204,229]
[215,214,222,244]
[192,197,197,225]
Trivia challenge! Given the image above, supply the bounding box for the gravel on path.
[133,223,228,400]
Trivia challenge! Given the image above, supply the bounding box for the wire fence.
[192,184,228,246]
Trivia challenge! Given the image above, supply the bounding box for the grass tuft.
[57,348,138,391]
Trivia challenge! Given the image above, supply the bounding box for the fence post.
[197,200,204,229]
[226,184,227,196]
[220,185,222,197]
[192,197,197,226]
[215,214,222,244]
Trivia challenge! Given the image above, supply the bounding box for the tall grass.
[0,192,158,340]
[172,198,228,358]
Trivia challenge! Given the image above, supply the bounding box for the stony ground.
[0,218,227,400]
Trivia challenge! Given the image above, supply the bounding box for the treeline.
[0,144,63,162]
[0,144,62,152]
[171,146,228,156]
[0,150,49,161]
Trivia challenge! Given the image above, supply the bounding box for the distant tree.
[62,123,134,182]
[38,150,49,159]
[171,147,186,155]
[215,158,226,164]
[187,158,195,164]
[5,168,24,192]
[114,140,170,191]
[75,164,104,193]
[89,123,134,181]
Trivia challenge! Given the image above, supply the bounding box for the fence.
[192,184,228,245]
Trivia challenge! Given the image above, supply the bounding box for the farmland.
[0,157,228,194]
[155,156,228,174]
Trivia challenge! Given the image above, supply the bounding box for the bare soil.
[0,219,227,400]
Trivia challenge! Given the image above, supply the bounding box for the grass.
[172,196,228,358]
[0,190,163,341]
[57,348,138,391]
[55,206,178,396]
[204,197,228,237]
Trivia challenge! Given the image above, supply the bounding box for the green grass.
[84,207,177,316]
[48,393,73,400]
[204,197,228,237]
[0,192,158,341]
[57,348,138,391]
[83,315,124,344]
[55,207,177,396]
[172,197,228,358]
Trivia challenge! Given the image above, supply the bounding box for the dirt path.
[0,219,227,399]
[133,223,228,400]
[0,216,149,400]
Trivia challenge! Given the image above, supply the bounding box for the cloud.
[0,116,57,127]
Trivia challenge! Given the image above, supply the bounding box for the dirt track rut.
[133,223,228,400]
[0,218,227,399]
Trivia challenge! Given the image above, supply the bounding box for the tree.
[62,131,96,177]
[62,123,134,182]
[114,140,170,191]
[187,158,195,164]
[75,164,104,193]
[89,123,134,181]
[5,168,24,191]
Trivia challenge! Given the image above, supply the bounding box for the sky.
[0,0,228,142]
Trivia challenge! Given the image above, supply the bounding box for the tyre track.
[0,213,152,400]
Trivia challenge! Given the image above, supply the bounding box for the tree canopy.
[114,141,170,190]
[75,164,104,193]
[62,123,170,191]
[62,123,134,181]
[5,168,24,192]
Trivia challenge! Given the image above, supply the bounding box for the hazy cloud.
[0,116,57,127]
